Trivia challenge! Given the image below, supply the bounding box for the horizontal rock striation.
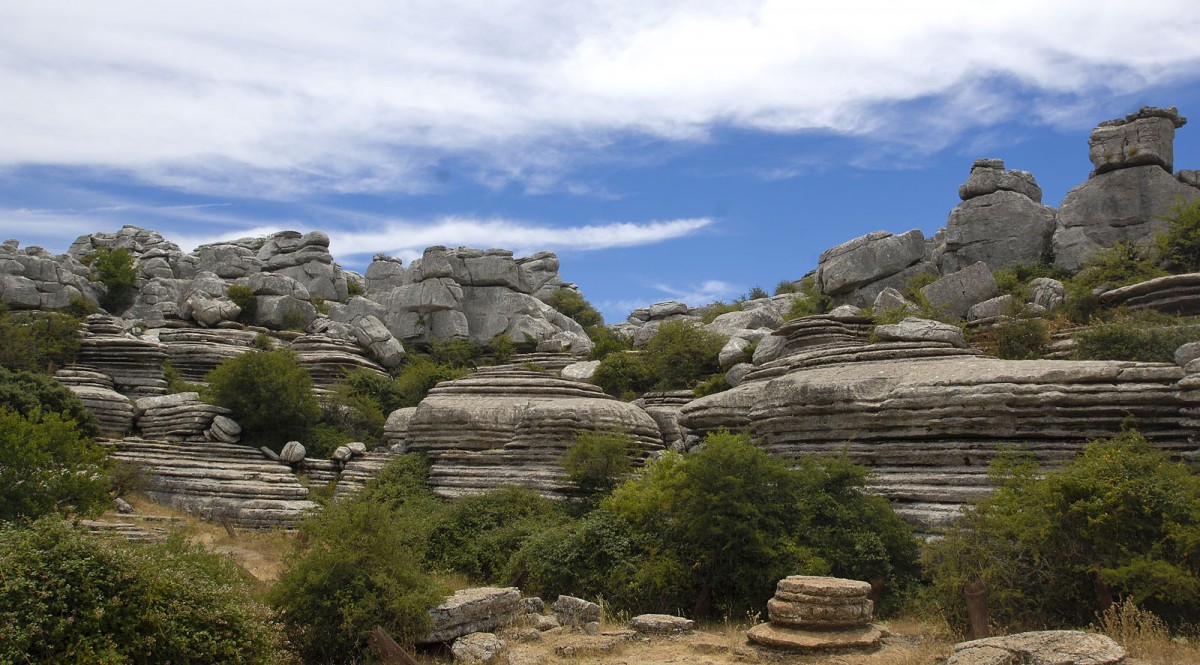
[75,315,168,396]
[55,367,135,437]
[289,333,389,393]
[682,315,1200,533]
[1099,272,1200,316]
[134,392,232,442]
[421,587,522,644]
[99,437,316,529]
[405,368,664,498]
[152,327,262,383]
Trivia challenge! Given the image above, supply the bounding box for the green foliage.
[64,294,98,317]
[513,431,919,619]
[226,284,258,324]
[314,368,404,452]
[0,409,110,522]
[992,263,1068,302]
[784,276,832,319]
[162,359,204,394]
[85,247,137,313]
[545,289,604,327]
[1072,313,1200,362]
[0,306,82,373]
[774,279,799,295]
[1065,242,1169,323]
[586,325,632,360]
[563,430,639,496]
[923,431,1200,632]
[972,317,1051,360]
[430,338,482,368]
[345,280,365,298]
[0,518,279,663]
[698,300,742,324]
[692,373,729,398]
[1154,198,1200,273]
[592,351,656,400]
[252,331,274,350]
[0,367,99,438]
[746,285,769,301]
[425,487,564,582]
[489,332,516,364]
[204,349,320,449]
[310,294,330,315]
[641,320,726,390]
[392,356,469,407]
[270,458,445,661]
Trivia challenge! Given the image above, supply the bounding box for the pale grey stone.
[1030,278,1066,311]
[948,630,1125,665]
[1175,342,1200,367]
[649,300,690,319]
[561,360,601,382]
[958,158,1043,202]
[725,362,753,387]
[630,614,694,634]
[967,295,1017,321]
[253,295,318,330]
[872,287,915,313]
[1089,106,1185,176]
[451,632,507,664]
[828,304,863,319]
[719,336,753,368]
[752,335,788,364]
[940,190,1056,273]
[553,595,601,627]
[873,317,965,347]
[331,445,353,462]
[422,587,521,644]
[817,229,926,298]
[706,307,784,338]
[280,440,306,464]
[921,262,998,320]
[346,441,367,457]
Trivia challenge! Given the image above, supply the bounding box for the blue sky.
[2,2,1199,322]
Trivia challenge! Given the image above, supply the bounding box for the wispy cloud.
[1,2,1196,197]
[652,279,741,305]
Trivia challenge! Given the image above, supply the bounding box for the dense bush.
[545,289,604,327]
[392,356,469,407]
[425,487,564,582]
[0,408,109,522]
[563,429,639,496]
[992,263,1068,302]
[513,431,919,619]
[641,320,726,390]
[226,283,258,324]
[430,338,482,368]
[923,430,1200,632]
[85,247,138,313]
[586,325,632,360]
[0,306,81,373]
[972,317,1051,360]
[591,351,656,400]
[0,518,279,663]
[204,349,320,449]
[0,367,99,438]
[1064,242,1168,323]
[1154,198,1200,273]
[784,276,832,319]
[698,300,742,323]
[1072,313,1200,362]
[270,457,445,661]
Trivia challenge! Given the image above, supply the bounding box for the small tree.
[1155,198,1200,273]
[0,306,82,373]
[0,367,100,438]
[641,320,726,390]
[85,247,138,313]
[0,409,110,522]
[204,349,320,449]
[563,429,639,496]
[545,289,604,327]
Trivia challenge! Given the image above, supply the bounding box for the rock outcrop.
[404,367,664,498]
[1099,272,1200,316]
[75,315,168,397]
[947,630,1126,665]
[817,230,935,307]
[55,367,135,437]
[134,392,233,442]
[746,576,882,652]
[421,587,522,644]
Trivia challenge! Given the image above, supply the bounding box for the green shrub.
[1065,242,1168,323]
[85,247,137,313]
[586,325,632,360]
[315,368,398,450]
[64,294,98,317]
[923,430,1200,632]
[0,306,82,373]
[784,276,831,319]
[392,356,468,407]
[204,349,320,449]
[992,263,1068,301]
[226,284,258,324]
[1154,198,1200,273]
[489,332,516,364]
[774,279,799,295]
[270,459,445,661]
[973,317,1051,360]
[346,280,365,298]
[430,338,481,368]
[1072,314,1200,362]
[698,300,741,324]
[0,409,110,522]
[563,430,639,496]
[746,285,769,301]
[591,351,655,400]
[0,367,99,438]
[425,487,564,582]
[0,518,279,663]
[545,290,604,327]
[310,294,330,315]
[692,373,729,398]
[641,320,726,390]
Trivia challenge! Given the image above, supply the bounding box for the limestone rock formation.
[55,368,135,437]
[1099,272,1200,316]
[421,587,521,644]
[629,614,694,634]
[634,390,695,450]
[0,241,99,310]
[404,367,664,498]
[920,262,998,320]
[958,158,1043,202]
[939,160,1055,273]
[746,576,882,652]
[152,327,261,383]
[289,333,389,394]
[75,315,168,397]
[450,632,507,664]
[1089,106,1186,176]
[553,595,602,627]
[947,630,1126,665]
[817,230,935,307]
[134,392,232,442]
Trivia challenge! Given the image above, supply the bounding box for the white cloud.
[0,1,1198,196]
[652,279,741,305]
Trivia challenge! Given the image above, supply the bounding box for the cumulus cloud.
[1,1,1197,197]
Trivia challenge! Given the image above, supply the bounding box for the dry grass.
[1092,598,1200,665]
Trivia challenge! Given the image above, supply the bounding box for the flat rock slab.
[630,613,695,634]
[947,630,1126,665]
[746,622,882,652]
[776,575,872,598]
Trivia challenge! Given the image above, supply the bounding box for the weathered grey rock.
[817,230,927,302]
[252,295,318,330]
[629,614,694,634]
[1180,170,1200,189]
[383,407,417,451]
[207,415,241,444]
[154,327,261,383]
[560,360,600,381]
[75,315,168,397]
[451,632,508,664]
[1099,272,1200,316]
[745,623,882,652]
[705,307,783,338]
[967,295,1017,321]
[331,445,353,462]
[1030,278,1066,311]
[182,293,241,327]
[746,576,879,652]
[649,300,689,319]
[422,587,521,644]
[280,440,306,464]
[194,243,264,278]
[921,262,998,320]
[553,595,601,627]
[725,362,753,388]
[56,371,135,437]
[874,317,965,348]
[829,304,864,319]
[947,630,1125,665]
[719,336,754,369]
[289,333,389,394]
[364,254,408,291]
[1176,342,1200,367]
[346,441,367,456]
[135,392,232,442]
[1089,106,1186,176]
[940,190,1056,273]
[872,287,915,313]
[958,158,1043,202]
[246,271,311,300]
[407,368,664,499]
[1053,166,1200,271]
[520,597,545,614]
[350,314,406,369]
[752,334,789,364]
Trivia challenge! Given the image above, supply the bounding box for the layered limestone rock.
[151,327,261,383]
[289,333,389,393]
[633,390,695,450]
[948,631,1126,665]
[99,437,315,529]
[332,450,401,501]
[1089,106,1186,176]
[920,262,999,321]
[939,160,1055,274]
[55,367,135,437]
[1099,272,1200,316]
[405,367,664,498]
[421,587,522,644]
[74,315,168,397]
[746,576,882,652]
[816,230,936,307]
[0,241,99,310]
[681,314,1200,533]
[134,392,232,442]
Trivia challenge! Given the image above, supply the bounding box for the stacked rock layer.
[746,576,882,651]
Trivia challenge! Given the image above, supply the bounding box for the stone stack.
[206,415,242,444]
[153,327,261,383]
[634,390,695,450]
[1100,272,1200,316]
[332,450,401,501]
[75,315,168,396]
[405,368,664,498]
[289,333,389,393]
[54,366,135,437]
[99,437,316,529]
[746,576,882,651]
[134,392,234,442]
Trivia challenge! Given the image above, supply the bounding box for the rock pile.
[134,392,233,442]
[55,367,135,437]
[633,390,695,450]
[420,587,521,644]
[75,315,167,396]
[746,576,882,651]
[0,240,99,310]
[99,437,316,529]
[405,368,664,498]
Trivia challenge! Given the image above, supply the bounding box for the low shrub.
[0,306,82,373]
[1064,242,1168,323]
[430,338,481,368]
[785,276,831,319]
[545,290,604,328]
[641,320,726,390]
[1154,198,1200,273]
[204,348,320,449]
[692,373,729,398]
[698,300,742,324]
[0,408,110,522]
[392,356,468,407]
[0,518,279,663]
[586,325,632,360]
[0,367,99,438]
[563,430,639,496]
[85,247,137,313]
[591,351,655,400]
[425,487,564,582]
[973,317,1051,360]
[226,284,257,324]
[1072,313,1200,362]
[992,263,1068,301]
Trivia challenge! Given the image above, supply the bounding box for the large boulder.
[1089,106,1186,176]
[939,190,1056,273]
[920,262,999,320]
[958,158,1043,202]
[948,630,1125,665]
[817,230,930,306]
